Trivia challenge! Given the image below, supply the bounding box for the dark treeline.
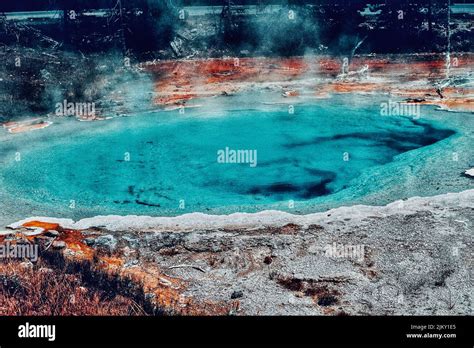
[0,0,151,12]
[219,1,454,56]
[0,1,176,57]
[1,0,470,57]
[0,0,454,12]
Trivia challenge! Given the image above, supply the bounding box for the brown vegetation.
[0,258,153,316]
[3,220,235,315]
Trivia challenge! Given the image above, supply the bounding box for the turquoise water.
[0,97,457,219]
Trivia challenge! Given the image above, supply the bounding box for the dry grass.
[0,254,163,316]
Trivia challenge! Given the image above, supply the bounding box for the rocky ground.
[3,190,473,315]
[145,53,474,112]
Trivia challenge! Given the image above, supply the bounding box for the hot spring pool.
[0,98,457,219]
